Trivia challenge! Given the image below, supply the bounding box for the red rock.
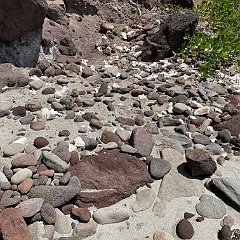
[18,178,33,194]
[59,130,70,137]
[176,219,194,239]
[70,149,152,208]
[101,131,123,146]
[214,114,240,137]
[70,151,79,166]
[39,169,55,177]
[71,207,91,222]
[61,204,73,215]
[0,208,33,240]
[11,154,37,167]
[130,127,154,157]
[11,106,26,117]
[33,137,49,148]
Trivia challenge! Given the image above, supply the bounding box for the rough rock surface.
[70,149,152,208]
[139,11,198,61]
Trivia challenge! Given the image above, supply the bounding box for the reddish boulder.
[0,208,33,240]
[70,149,152,208]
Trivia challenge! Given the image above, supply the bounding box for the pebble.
[42,151,69,173]
[195,194,226,219]
[149,158,172,180]
[33,137,49,148]
[11,168,32,185]
[132,189,156,212]
[120,144,137,154]
[93,206,130,224]
[30,121,46,131]
[173,103,188,113]
[19,114,35,125]
[52,146,71,163]
[115,128,131,141]
[11,154,37,167]
[16,198,44,218]
[176,219,194,239]
[3,143,25,156]
[71,207,91,223]
[18,178,33,194]
[29,80,44,90]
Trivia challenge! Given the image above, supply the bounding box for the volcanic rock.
[70,149,152,208]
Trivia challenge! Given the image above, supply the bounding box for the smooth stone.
[11,168,32,184]
[0,172,9,183]
[93,207,130,224]
[28,221,45,240]
[176,219,194,239]
[16,198,44,218]
[42,151,69,172]
[28,176,80,207]
[11,154,37,167]
[196,194,226,219]
[55,208,72,234]
[132,189,156,212]
[103,142,118,149]
[72,219,97,239]
[30,121,45,131]
[173,103,188,113]
[120,144,137,154]
[149,158,172,179]
[18,178,33,194]
[41,203,56,224]
[29,80,44,90]
[3,143,25,157]
[20,114,35,125]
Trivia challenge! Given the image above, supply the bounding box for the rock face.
[159,0,194,8]
[0,208,33,240]
[139,11,198,61]
[70,149,153,208]
[0,0,48,67]
[185,149,217,176]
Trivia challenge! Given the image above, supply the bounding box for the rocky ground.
[0,0,240,240]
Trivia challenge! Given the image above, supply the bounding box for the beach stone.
[218,129,231,143]
[196,194,226,219]
[116,116,135,126]
[11,154,37,167]
[0,172,9,183]
[193,134,210,145]
[34,137,49,148]
[93,206,130,224]
[176,219,194,239]
[30,121,45,131]
[28,176,80,207]
[55,208,72,234]
[220,215,234,228]
[80,136,98,150]
[16,198,44,218]
[41,203,57,224]
[218,226,232,240]
[52,146,71,163]
[0,208,33,240]
[120,144,137,154]
[42,150,69,172]
[20,114,35,125]
[25,101,42,112]
[210,178,240,208]
[18,178,33,194]
[149,158,172,179]
[11,168,32,185]
[3,143,25,156]
[72,207,91,223]
[29,80,44,90]
[72,219,97,240]
[59,130,71,137]
[3,166,13,179]
[82,66,94,78]
[70,149,152,208]
[101,131,123,146]
[132,189,156,212]
[185,149,217,176]
[90,118,103,129]
[153,231,175,240]
[59,171,71,185]
[173,103,188,113]
[115,128,131,141]
[130,127,154,157]
[12,106,26,116]
[43,225,55,240]
[51,102,64,111]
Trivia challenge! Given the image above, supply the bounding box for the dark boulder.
[139,11,198,61]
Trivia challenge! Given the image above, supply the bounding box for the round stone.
[176,219,194,239]
[34,137,49,148]
[149,158,172,180]
[3,143,25,157]
[11,168,33,185]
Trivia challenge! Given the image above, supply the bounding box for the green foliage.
[181,0,240,77]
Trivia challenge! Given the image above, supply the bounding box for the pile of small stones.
[0,46,240,239]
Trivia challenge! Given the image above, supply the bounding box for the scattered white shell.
[41,108,62,119]
[13,137,27,145]
[74,136,85,148]
[54,86,68,99]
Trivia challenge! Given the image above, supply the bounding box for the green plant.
[180,0,240,77]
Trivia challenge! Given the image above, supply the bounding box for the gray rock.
[193,134,210,145]
[51,146,71,163]
[149,158,172,179]
[132,189,156,212]
[120,144,137,154]
[173,103,188,113]
[29,80,44,90]
[144,122,159,134]
[115,128,131,142]
[72,219,97,240]
[42,151,69,172]
[196,194,226,219]
[210,178,240,208]
[28,176,80,207]
[93,207,130,224]
[20,114,35,125]
[206,142,224,155]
